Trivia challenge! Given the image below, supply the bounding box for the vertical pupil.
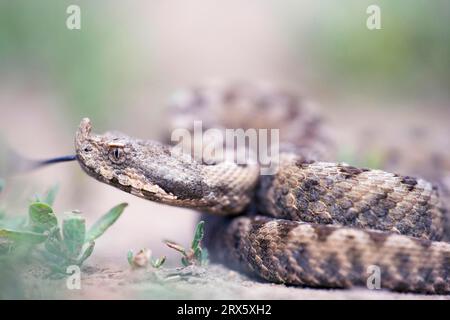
[114,148,120,159]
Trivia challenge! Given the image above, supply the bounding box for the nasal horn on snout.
[75,118,92,149]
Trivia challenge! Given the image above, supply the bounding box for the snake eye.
[113,148,120,159]
[109,146,126,164]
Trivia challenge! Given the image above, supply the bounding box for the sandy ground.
[23,264,449,300]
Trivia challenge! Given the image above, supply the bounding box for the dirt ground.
[22,264,447,300]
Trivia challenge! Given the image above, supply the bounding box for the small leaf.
[43,185,59,207]
[78,241,95,265]
[44,230,64,257]
[165,240,186,255]
[28,202,58,232]
[85,203,127,242]
[28,202,57,233]
[201,248,209,265]
[63,214,86,259]
[191,220,205,251]
[194,247,202,262]
[151,256,166,268]
[0,228,47,244]
[127,250,134,266]
[181,257,190,267]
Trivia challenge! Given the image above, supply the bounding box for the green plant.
[165,220,208,267]
[0,185,127,275]
[40,203,127,274]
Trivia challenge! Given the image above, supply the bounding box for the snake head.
[75,118,132,181]
[74,118,215,208]
[74,118,256,214]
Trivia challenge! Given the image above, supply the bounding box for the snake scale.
[74,82,450,294]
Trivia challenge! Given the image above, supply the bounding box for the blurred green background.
[283,0,450,101]
[1,0,448,129]
[0,0,140,125]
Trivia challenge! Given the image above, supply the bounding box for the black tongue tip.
[37,155,77,166]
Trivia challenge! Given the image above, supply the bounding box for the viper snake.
[74,82,449,294]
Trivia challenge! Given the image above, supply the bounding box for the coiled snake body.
[75,82,450,294]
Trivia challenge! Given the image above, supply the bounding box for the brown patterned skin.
[258,153,445,241]
[75,82,450,294]
[205,216,450,294]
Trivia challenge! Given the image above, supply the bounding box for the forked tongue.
[0,118,93,177]
[1,148,76,177]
